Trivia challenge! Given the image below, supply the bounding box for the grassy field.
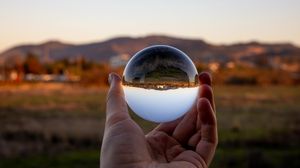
[0,83,299,168]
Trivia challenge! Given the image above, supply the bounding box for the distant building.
[208,62,220,72]
[9,71,18,81]
[281,63,300,72]
[226,62,235,69]
[24,73,80,82]
[110,54,130,68]
[270,56,282,69]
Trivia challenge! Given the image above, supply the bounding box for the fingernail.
[108,73,112,85]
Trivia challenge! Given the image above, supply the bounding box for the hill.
[0,35,300,66]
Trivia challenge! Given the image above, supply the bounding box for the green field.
[0,84,299,168]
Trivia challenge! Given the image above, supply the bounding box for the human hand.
[100,72,217,168]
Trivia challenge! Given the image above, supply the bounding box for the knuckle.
[106,113,128,127]
[106,88,123,103]
[201,84,213,94]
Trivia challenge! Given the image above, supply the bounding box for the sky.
[0,0,300,52]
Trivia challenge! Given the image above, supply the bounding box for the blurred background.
[0,0,300,167]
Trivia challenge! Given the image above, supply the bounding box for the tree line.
[1,52,299,85]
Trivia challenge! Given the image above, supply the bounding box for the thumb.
[106,73,129,126]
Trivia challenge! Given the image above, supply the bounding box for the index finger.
[199,72,215,111]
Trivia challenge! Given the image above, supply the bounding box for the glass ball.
[122,45,199,123]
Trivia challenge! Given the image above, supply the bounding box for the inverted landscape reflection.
[122,45,199,122]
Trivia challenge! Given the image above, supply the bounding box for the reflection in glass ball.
[122,45,199,123]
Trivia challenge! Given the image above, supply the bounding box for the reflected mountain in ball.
[122,45,199,123]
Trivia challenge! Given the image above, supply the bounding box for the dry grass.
[0,83,299,167]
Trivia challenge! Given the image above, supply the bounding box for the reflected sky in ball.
[124,86,198,122]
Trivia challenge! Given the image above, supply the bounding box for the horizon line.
[1,33,299,53]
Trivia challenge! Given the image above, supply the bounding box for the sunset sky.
[0,0,300,52]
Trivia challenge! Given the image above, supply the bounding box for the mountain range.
[1,35,300,66]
